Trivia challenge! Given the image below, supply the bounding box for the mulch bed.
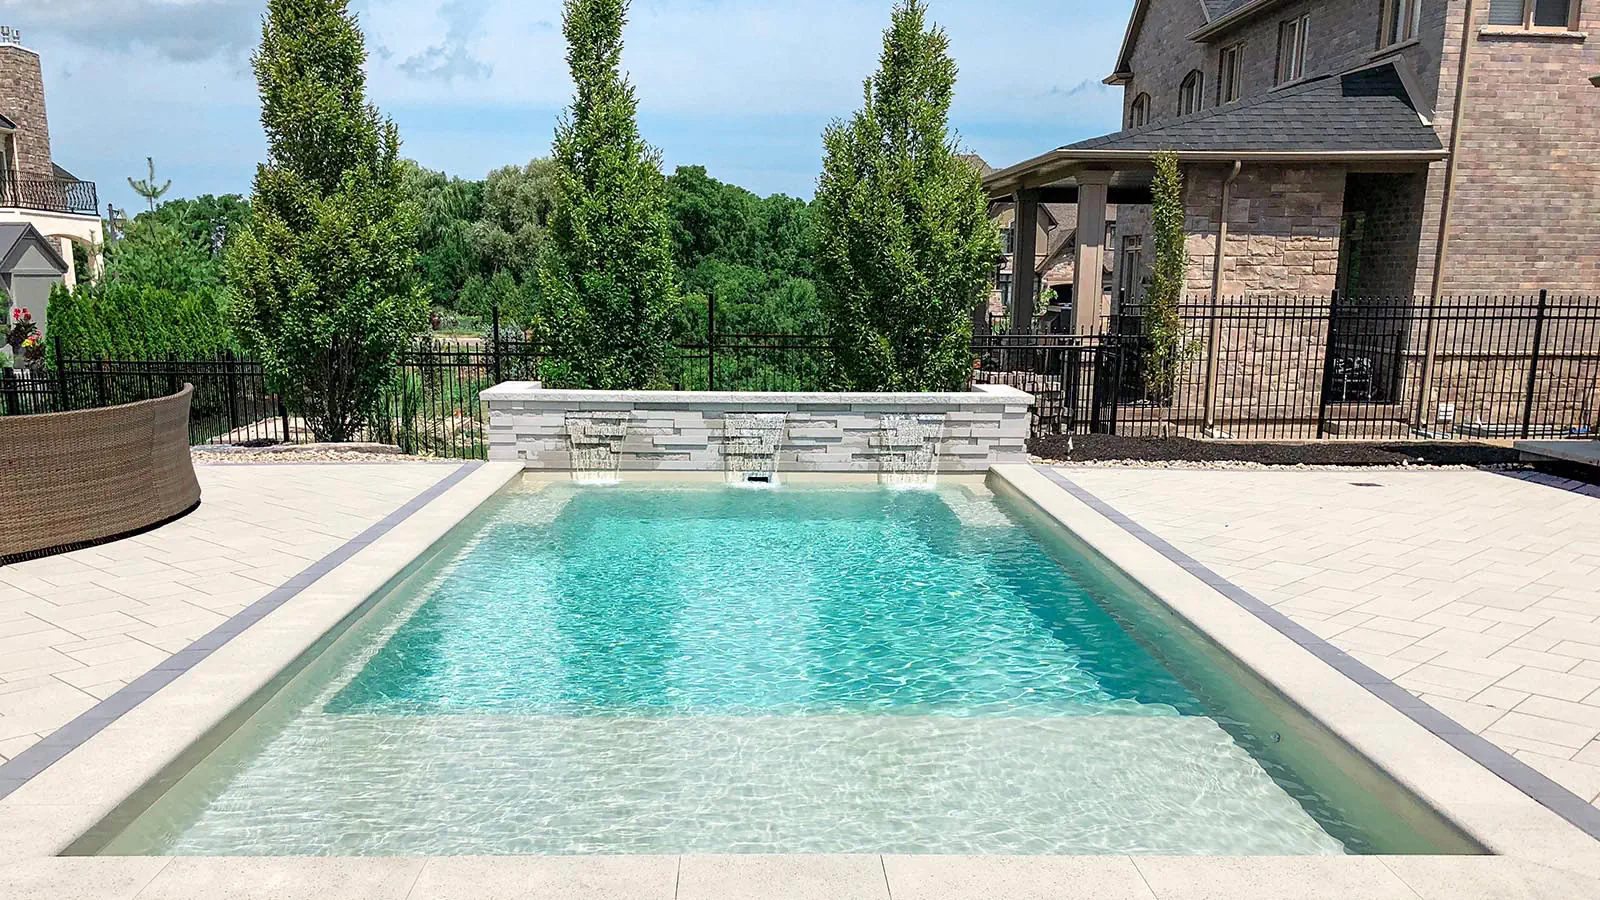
[1027,434,1524,467]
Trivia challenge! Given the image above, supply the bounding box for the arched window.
[1129,93,1151,128]
[1179,70,1205,115]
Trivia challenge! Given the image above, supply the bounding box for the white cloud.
[3,0,1135,207]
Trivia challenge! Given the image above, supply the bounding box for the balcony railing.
[0,176,99,216]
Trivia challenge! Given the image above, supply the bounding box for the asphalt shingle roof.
[1063,63,1440,155]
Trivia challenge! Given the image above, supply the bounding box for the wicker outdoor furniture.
[1,385,201,563]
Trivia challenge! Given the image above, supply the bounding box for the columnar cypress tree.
[1144,151,1191,395]
[814,0,999,392]
[536,0,679,389]
[227,0,425,441]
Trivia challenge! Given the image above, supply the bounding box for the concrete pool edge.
[991,464,1600,878]
[0,460,526,858]
[1,467,1597,898]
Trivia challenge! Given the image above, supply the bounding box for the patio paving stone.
[0,462,456,764]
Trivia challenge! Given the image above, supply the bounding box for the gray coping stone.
[0,461,483,802]
[1033,464,1600,842]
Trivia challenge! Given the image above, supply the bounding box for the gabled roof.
[1107,0,1217,84]
[0,222,70,275]
[1067,62,1441,155]
[1202,0,1253,19]
[0,113,15,131]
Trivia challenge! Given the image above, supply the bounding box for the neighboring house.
[983,0,1600,334]
[963,153,1117,332]
[0,25,102,307]
[0,221,69,337]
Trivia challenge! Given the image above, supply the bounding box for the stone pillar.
[1071,171,1112,335]
[1011,189,1039,331]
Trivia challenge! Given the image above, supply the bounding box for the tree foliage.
[813,0,999,391]
[534,0,680,389]
[1143,150,1193,396]
[226,0,426,441]
[47,281,234,363]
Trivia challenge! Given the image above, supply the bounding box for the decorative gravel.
[1028,434,1524,468]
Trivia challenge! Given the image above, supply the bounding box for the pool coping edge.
[994,464,1600,877]
[0,460,525,857]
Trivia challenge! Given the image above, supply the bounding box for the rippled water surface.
[118,482,1379,855]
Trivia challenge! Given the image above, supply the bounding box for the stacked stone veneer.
[480,384,1034,474]
[0,43,52,177]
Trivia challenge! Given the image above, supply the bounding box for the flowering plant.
[5,307,41,370]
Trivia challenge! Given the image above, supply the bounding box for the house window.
[1276,14,1311,84]
[1179,70,1205,115]
[1218,43,1244,103]
[1001,226,1015,255]
[1129,92,1151,128]
[1488,0,1580,29]
[1379,0,1421,47]
[997,274,1013,308]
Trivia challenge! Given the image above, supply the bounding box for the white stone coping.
[0,461,526,859]
[988,464,1600,884]
[479,381,1035,406]
[5,465,1600,899]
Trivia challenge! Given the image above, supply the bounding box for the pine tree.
[535,0,680,389]
[226,0,425,441]
[128,157,172,212]
[813,0,999,391]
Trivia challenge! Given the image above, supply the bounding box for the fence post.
[167,352,179,398]
[1317,290,1342,439]
[490,303,504,384]
[1521,289,1549,440]
[224,349,241,432]
[278,394,292,445]
[1,368,14,416]
[706,290,717,391]
[95,359,107,409]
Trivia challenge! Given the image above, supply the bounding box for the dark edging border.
[1032,464,1600,842]
[0,461,482,801]
[0,501,203,569]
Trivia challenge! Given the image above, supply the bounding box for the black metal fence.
[6,292,1597,456]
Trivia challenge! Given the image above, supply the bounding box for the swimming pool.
[93,479,1478,856]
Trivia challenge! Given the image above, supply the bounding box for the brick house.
[983,0,1600,334]
[0,24,102,326]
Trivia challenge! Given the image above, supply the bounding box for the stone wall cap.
[481,382,1035,406]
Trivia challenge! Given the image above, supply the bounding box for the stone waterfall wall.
[479,384,1034,474]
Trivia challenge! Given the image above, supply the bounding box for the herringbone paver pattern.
[1063,466,1600,808]
[0,463,453,762]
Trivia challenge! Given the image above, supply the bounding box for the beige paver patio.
[0,461,459,762]
[1058,465,1600,809]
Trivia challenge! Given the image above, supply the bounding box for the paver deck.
[1059,466,1600,810]
[0,462,457,763]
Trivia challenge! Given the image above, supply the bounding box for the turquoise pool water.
[98,481,1475,856]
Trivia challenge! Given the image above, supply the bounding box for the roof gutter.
[1188,0,1291,42]
[982,148,1447,198]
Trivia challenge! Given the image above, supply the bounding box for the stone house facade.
[0,25,102,296]
[980,1,1599,435]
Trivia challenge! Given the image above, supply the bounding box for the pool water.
[98,481,1475,856]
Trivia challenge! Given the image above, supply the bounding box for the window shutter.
[1487,0,1527,25]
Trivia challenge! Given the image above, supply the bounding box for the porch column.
[1011,189,1040,331]
[58,236,77,289]
[1071,171,1112,334]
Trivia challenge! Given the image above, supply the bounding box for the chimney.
[0,27,53,178]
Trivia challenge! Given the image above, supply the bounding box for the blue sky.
[7,1,1133,212]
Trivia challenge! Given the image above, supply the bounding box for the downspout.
[1415,0,1478,429]
[1204,160,1242,436]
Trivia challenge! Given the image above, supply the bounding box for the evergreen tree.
[536,0,679,389]
[1143,151,1193,396]
[127,157,172,212]
[814,0,999,391]
[226,0,426,441]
